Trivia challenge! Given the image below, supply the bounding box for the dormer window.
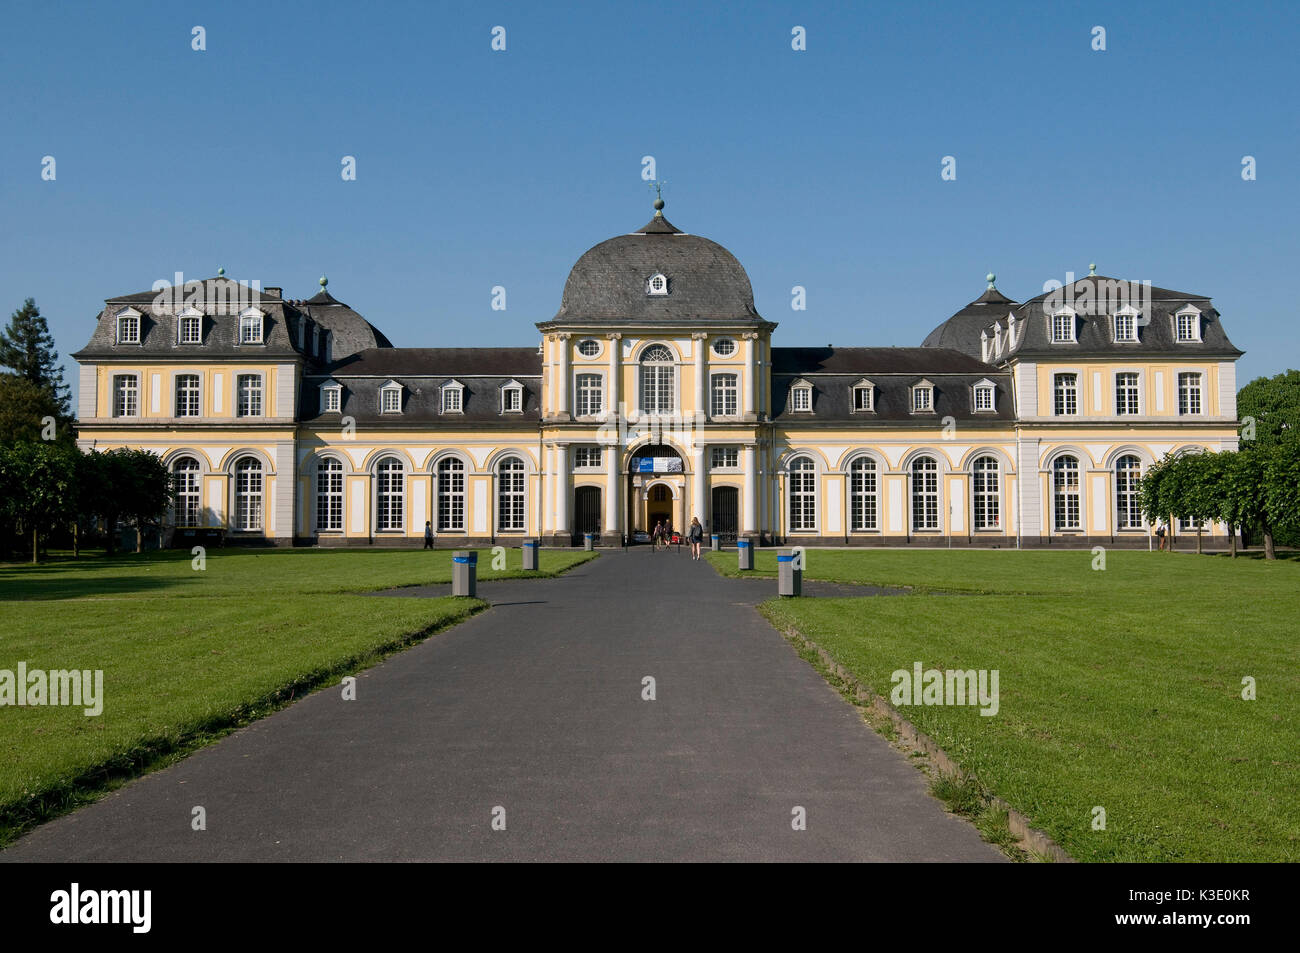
[441,380,464,414]
[1114,306,1140,343]
[851,379,874,413]
[646,273,669,296]
[1175,306,1202,343]
[379,380,404,414]
[239,308,265,345]
[178,307,202,344]
[501,379,524,413]
[115,307,141,344]
[912,380,935,413]
[790,379,813,412]
[1050,309,1077,343]
[320,380,342,413]
[973,379,996,413]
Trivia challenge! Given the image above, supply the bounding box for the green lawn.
[708,549,1300,862]
[0,546,595,844]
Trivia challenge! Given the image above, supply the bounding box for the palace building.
[73,200,1243,548]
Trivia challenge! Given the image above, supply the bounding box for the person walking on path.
[688,517,704,560]
[424,521,435,550]
[651,520,663,551]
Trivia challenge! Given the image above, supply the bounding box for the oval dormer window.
[647,273,668,296]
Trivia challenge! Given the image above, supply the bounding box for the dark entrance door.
[712,486,738,542]
[573,486,601,545]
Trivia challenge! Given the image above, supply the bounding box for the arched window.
[910,456,939,531]
[316,458,344,531]
[849,457,877,531]
[172,456,201,527]
[437,458,466,531]
[233,457,263,531]
[971,456,1000,530]
[1115,455,1143,530]
[650,484,669,502]
[640,345,675,414]
[376,457,405,532]
[789,456,817,532]
[497,456,525,532]
[1053,456,1081,530]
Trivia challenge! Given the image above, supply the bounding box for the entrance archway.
[627,443,684,541]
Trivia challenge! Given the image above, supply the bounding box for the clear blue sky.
[3,0,1296,410]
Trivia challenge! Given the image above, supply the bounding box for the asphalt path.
[3,548,1003,862]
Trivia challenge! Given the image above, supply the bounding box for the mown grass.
[721,549,1300,862]
[0,547,595,844]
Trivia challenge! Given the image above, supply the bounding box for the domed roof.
[921,279,1017,360]
[547,205,764,327]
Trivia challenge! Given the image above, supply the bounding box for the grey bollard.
[584,532,595,551]
[711,534,721,551]
[522,539,539,571]
[777,548,802,597]
[737,537,753,570]
[452,550,477,597]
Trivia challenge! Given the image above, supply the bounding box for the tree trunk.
[136,523,142,554]
[1230,525,1237,558]
[1264,528,1276,560]
[73,521,79,558]
[1196,525,1202,555]
[32,527,38,565]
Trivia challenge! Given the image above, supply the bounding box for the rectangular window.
[239,314,263,344]
[180,314,201,344]
[576,374,603,417]
[641,365,674,414]
[442,387,462,413]
[1177,313,1198,342]
[1116,372,1139,415]
[382,388,401,413]
[1054,373,1077,416]
[710,447,739,469]
[323,387,341,412]
[1178,372,1202,415]
[503,387,522,413]
[1052,313,1074,342]
[711,374,738,417]
[117,315,140,344]
[574,447,603,468]
[236,374,262,417]
[175,374,201,417]
[1114,312,1136,341]
[912,387,932,412]
[974,386,993,412]
[113,375,139,417]
[853,387,873,412]
[792,387,811,412]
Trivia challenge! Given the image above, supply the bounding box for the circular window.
[577,339,601,358]
[647,273,668,296]
[712,338,736,357]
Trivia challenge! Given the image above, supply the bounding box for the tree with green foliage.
[0,441,80,562]
[0,373,74,445]
[82,447,171,554]
[0,298,72,427]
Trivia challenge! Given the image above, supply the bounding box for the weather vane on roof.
[648,180,666,201]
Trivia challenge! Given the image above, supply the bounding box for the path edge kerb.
[770,619,1076,864]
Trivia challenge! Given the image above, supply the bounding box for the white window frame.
[911,380,934,414]
[172,456,202,527]
[711,372,739,417]
[1113,306,1140,343]
[1114,370,1141,416]
[1053,372,1079,416]
[1177,371,1204,416]
[380,381,403,415]
[849,456,878,532]
[646,273,669,296]
[178,307,203,345]
[238,308,265,345]
[1050,308,1077,344]
[711,337,737,358]
[374,457,405,532]
[496,456,526,532]
[235,373,264,418]
[115,307,142,345]
[113,373,140,418]
[315,457,345,532]
[576,339,602,359]
[1115,455,1144,532]
[710,447,739,469]
[575,373,603,418]
[851,380,874,413]
[174,373,201,418]
[1174,306,1203,343]
[1052,455,1082,532]
[910,456,941,532]
[441,380,465,414]
[972,379,995,413]
[790,379,813,413]
[573,446,603,469]
[971,455,1000,530]
[787,456,818,533]
[232,457,263,532]
[320,381,342,413]
[639,345,676,415]
[501,380,524,414]
[436,457,466,531]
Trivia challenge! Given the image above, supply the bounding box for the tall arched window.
[640,345,676,414]
[1053,456,1081,530]
[849,457,877,531]
[789,456,817,532]
[437,457,466,531]
[316,457,344,531]
[233,457,262,531]
[1115,455,1143,530]
[172,456,201,527]
[971,456,1000,530]
[911,456,939,531]
[497,456,525,532]
[376,457,405,532]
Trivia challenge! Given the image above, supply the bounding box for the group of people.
[651,518,707,559]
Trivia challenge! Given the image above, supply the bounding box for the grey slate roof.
[921,287,1019,360]
[74,277,391,362]
[326,347,541,378]
[772,346,999,376]
[545,210,767,328]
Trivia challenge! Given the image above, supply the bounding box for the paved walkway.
[3,549,1002,862]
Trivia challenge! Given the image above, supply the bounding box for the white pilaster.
[693,332,707,416]
[743,444,757,533]
[605,446,620,538]
[743,333,756,417]
[692,443,706,524]
[607,333,622,415]
[556,334,571,418]
[554,442,569,536]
